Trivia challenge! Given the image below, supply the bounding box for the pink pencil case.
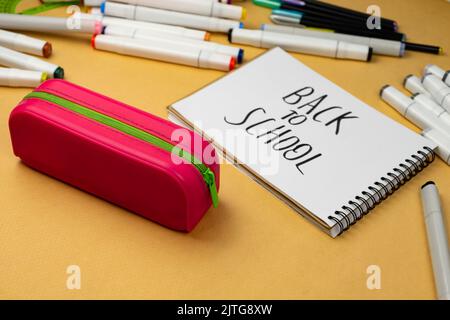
[9,79,220,232]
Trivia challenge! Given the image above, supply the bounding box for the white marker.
[260,23,404,57]
[0,67,47,88]
[404,74,431,97]
[422,129,450,165]
[422,74,450,112]
[103,25,244,63]
[380,85,450,136]
[0,45,64,79]
[424,64,450,86]
[420,181,450,299]
[228,28,372,61]
[0,14,102,35]
[101,2,243,33]
[108,0,246,20]
[0,29,52,58]
[412,93,450,128]
[92,34,236,71]
[76,13,209,40]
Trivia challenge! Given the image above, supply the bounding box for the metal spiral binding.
[328,146,435,236]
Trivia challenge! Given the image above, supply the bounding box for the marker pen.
[0,29,52,58]
[422,74,450,112]
[420,182,450,296]
[260,23,404,56]
[101,2,243,33]
[76,13,209,40]
[270,14,405,42]
[380,85,450,136]
[0,14,102,35]
[412,93,450,128]
[253,0,397,31]
[261,23,441,56]
[0,67,47,88]
[425,64,450,87]
[103,25,244,63]
[404,75,431,97]
[0,46,63,79]
[228,28,372,62]
[92,34,236,71]
[107,0,247,20]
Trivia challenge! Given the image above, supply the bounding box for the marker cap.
[404,74,430,96]
[336,41,372,61]
[422,74,450,103]
[424,64,445,79]
[53,67,64,79]
[380,85,412,115]
[198,51,235,71]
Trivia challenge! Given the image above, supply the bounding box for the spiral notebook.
[168,48,436,237]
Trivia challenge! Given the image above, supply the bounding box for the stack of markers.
[380,64,450,165]
[84,0,248,71]
[229,0,442,61]
[0,14,102,87]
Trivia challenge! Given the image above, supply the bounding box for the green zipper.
[24,91,218,207]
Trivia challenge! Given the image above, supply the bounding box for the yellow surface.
[1,0,450,300]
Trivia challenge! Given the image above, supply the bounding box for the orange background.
[0,0,449,299]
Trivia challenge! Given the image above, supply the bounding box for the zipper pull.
[203,168,219,208]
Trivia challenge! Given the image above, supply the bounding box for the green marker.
[253,0,282,9]
[0,45,64,79]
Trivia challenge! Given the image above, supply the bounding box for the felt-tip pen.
[92,34,236,71]
[103,25,244,63]
[0,45,63,79]
[107,0,247,20]
[228,28,373,61]
[420,181,450,300]
[102,2,243,33]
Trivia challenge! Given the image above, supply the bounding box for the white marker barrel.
[404,74,431,97]
[424,64,450,86]
[422,130,450,165]
[108,0,245,20]
[413,93,450,128]
[103,25,244,63]
[102,2,242,33]
[0,67,47,88]
[76,13,209,40]
[380,85,450,135]
[92,34,235,71]
[0,14,102,34]
[420,182,450,297]
[0,46,63,78]
[422,74,450,112]
[0,29,52,57]
[261,24,404,57]
[229,28,372,61]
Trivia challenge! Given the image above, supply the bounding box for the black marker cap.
[421,181,435,189]
[366,47,373,62]
[444,71,450,83]
[403,74,414,86]
[379,84,390,97]
[227,29,233,43]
